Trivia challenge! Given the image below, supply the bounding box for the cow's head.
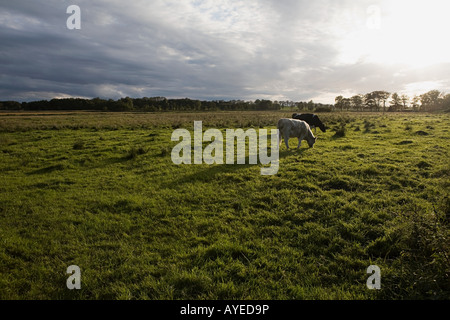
[308,136,317,148]
[313,116,326,132]
[319,123,327,132]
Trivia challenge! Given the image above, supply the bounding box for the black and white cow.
[277,118,316,149]
[292,113,326,133]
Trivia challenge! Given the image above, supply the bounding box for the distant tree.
[254,99,274,110]
[121,97,134,111]
[400,94,409,110]
[364,93,376,111]
[350,95,364,111]
[442,93,450,112]
[365,92,378,111]
[109,97,133,111]
[342,98,351,111]
[283,100,295,108]
[296,101,307,111]
[335,96,344,111]
[411,95,420,111]
[370,90,390,112]
[389,93,402,111]
[380,91,391,112]
[0,101,21,110]
[420,90,442,111]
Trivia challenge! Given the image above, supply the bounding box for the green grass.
[0,111,449,299]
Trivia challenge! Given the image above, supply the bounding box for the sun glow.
[337,0,450,68]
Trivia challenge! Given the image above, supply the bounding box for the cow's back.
[277,118,292,130]
[278,118,307,137]
[293,113,314,122]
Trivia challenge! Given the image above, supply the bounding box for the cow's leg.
[278,130,283,147]
[283,133,290,149]
[297,138,302,149]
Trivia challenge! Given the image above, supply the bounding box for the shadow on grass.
[163,147,308,187]
[27,155,133,175]
[27,164,67,175]
[92,155,137,169]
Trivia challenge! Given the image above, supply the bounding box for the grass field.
[0,111,449,300]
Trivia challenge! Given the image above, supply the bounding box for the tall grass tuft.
[72,140,85,150]
[333,123,347,138]
[125,146,148,159]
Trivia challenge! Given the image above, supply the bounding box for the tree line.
[0,97,333,112]
[0,89,448,112]
[335,90,450,112]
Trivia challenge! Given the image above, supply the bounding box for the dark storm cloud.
[1,0,449,103]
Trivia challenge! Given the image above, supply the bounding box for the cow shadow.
[162,146,308,188]
[162,161,252,188]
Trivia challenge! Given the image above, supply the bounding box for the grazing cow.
[292,113,326,133]
[277,118,317,149]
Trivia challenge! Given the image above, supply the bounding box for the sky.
[1,0,449,104]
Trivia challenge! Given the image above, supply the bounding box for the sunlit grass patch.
[0,112,449,299]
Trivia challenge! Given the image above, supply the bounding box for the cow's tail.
[277,119,285,130]
[276,119,285,146]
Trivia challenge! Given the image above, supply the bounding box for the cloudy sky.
[1,0,449,103]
